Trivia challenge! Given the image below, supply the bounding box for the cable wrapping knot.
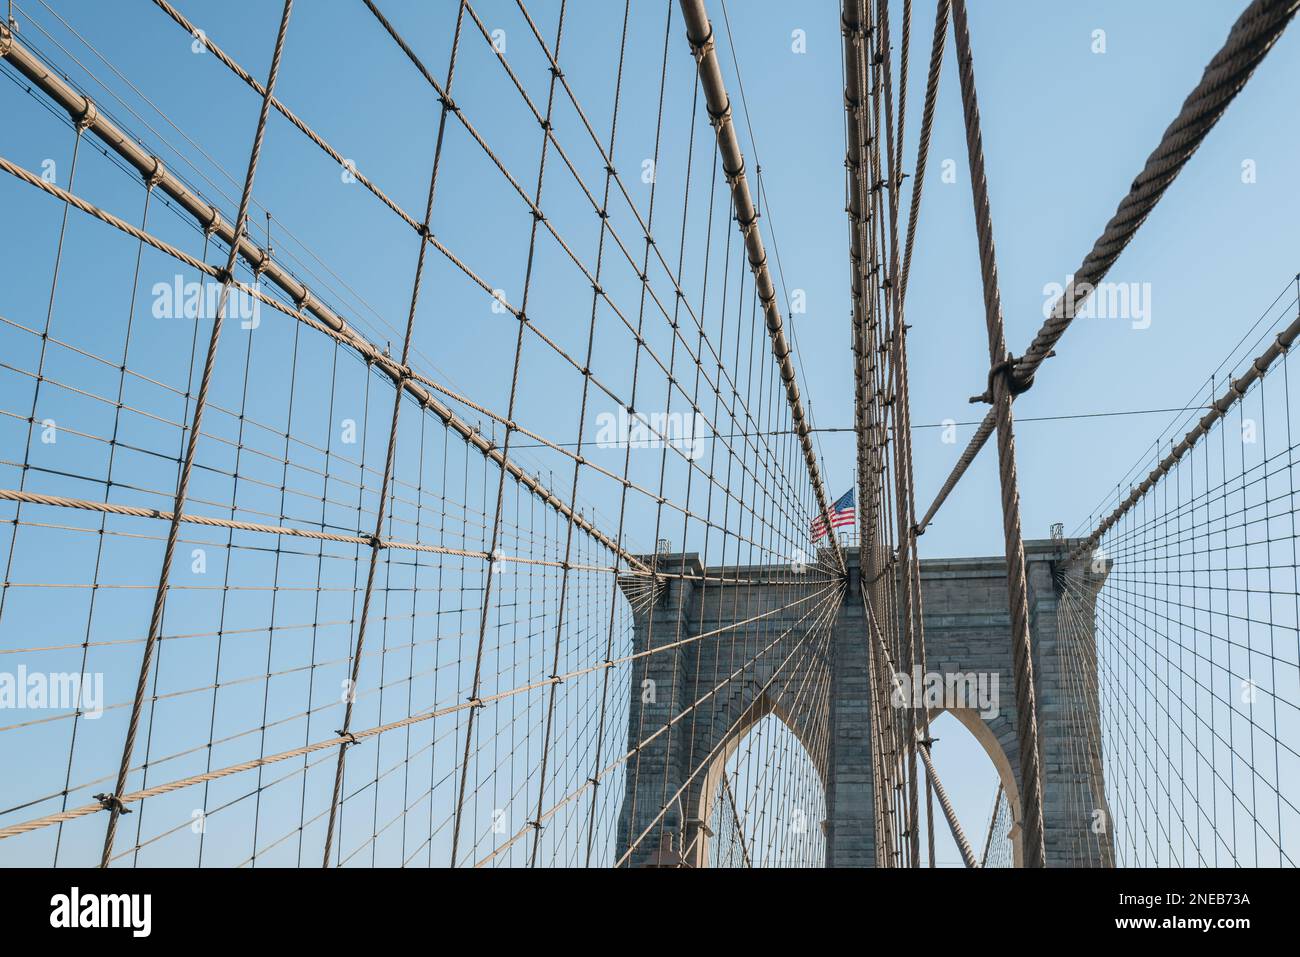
[970,352,1035,403]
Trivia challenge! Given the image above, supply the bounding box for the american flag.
[811,488,855,541]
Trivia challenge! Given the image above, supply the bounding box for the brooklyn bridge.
[0,0,1297,871]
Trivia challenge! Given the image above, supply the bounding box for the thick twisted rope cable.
[917,739,978,868]
[96,0,295,868]
[864,0,920,866]
[840,0,895,861]
[860,576,924,866]
[895,0,910,179]
[925,775,936,868]
[841,0,885,566]
[898,0,949,310]
[848,0,928,865]
[678,0,845,575]
[917,0,1299,535]
[873,0,929,869]
[949,0,1045,867]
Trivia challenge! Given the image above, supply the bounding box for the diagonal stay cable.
[948,0,1046,866]
[917,738,978,868]
[917,0,1299,535]
[95,0,296,869]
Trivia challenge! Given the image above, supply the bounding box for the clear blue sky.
[0,0,1296,867]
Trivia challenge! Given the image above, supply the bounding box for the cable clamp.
[203,204,224,237]
[75,97,99,132]
[145,155,166,189]
[970,351,1035,403]
[0,22,12,58]
[335,729,359,746]
[707,100,733,130]
[252,247,273,279]
[687,24,715,60]
[94,793,132,815]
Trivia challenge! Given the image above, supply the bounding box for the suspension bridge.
[0,0,1297,871]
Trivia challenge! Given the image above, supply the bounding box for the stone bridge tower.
[615,540,1113,867]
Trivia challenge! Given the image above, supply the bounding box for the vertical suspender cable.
[949,0,1045,866]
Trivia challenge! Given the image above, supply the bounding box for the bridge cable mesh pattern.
[0,0,1296,869]
[1057,278,1300,867]
[0,0,837,866]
